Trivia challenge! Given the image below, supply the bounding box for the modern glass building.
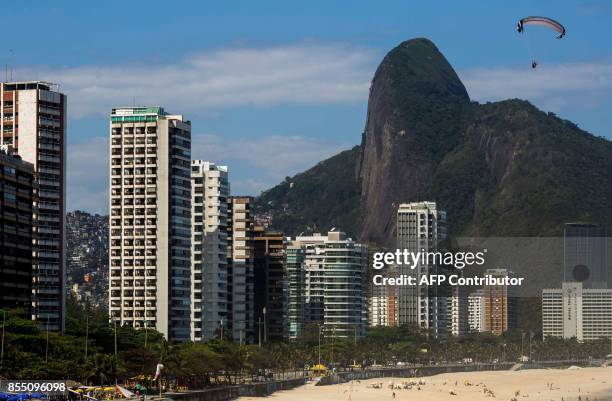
[564,223,607,289]
[289,231,368,339]
[0,149,37,314]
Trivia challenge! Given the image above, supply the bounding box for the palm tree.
[87,353,116,385]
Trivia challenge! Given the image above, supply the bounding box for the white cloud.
[67,137,108,213]
[67,133,348,213]
[193,133,346,176]
[192,133,348,194]
[461,61,612,111]
[23,44,375,118]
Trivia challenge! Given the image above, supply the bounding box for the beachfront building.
[448,284,469,336]
[286,245,306,339]
[191,160,229,341]
[468,289,486,333]
[368,267,398,327]
[1,81,67,331]
[483,269,517,335]
[289,231,368,339]
[108,106,192,341]
[396,201,447,336]
[253,227,287,343]
[227,196,256,343]
[542,282,612,342]
[0,148,37,314]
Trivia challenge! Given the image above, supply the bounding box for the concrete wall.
[165,377,306,401]
[316,360,594,386]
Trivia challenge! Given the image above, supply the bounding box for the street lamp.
[263,307,267,344]
[318,323,322,365]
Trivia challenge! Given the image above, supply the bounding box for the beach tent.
[310,364,328,376]
[311,364,327,372]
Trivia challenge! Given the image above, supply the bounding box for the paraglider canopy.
[517,16,566,38]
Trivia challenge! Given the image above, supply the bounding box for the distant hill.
[254,38,612,245]
[254,146,362,238]
[66,210,109,307]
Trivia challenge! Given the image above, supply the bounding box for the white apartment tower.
[448,285,469,336]
[109,107,191,341]
[0,81,67,331]
[191,160,229,341]
[468,289,485,333]
[227,196,256,342]
[396,201,447,336]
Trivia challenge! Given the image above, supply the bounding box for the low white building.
[542,282,612,342]
[369,276,397,327]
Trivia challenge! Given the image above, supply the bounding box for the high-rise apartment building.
[483,269,516,336]
[286,245,306,340]
[0,81,67,331]
[396,201,447,336]
[290,231,368,339]
[0,148,37,313]
[253,227,287,343]
[191,160,229,341]
[227,196,255,343]
[108,106,191,341]
[448,284,468,336]
[564,223,607,289]
[543,283,612,341]
[468,289,485,333]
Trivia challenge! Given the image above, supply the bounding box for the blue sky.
[2,0,611,213]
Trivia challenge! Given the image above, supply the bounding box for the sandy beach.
[238,367,612,401]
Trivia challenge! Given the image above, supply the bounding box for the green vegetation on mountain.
[254,38,612,244]
[254,146,363,238]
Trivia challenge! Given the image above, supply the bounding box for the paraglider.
[517,16,566,69]
[517,16,566,38]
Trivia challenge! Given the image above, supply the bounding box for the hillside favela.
[1,2,611,401]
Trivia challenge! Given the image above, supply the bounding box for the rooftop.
[1,81,58,92]
[111,106,167,116]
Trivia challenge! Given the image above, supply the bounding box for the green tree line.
[0,297,609,387]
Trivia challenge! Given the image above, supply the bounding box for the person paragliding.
[517,16,565,69]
